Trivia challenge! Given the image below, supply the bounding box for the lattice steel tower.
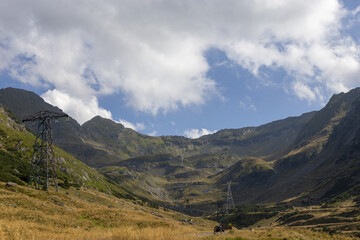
[23,111,68,191]
[225,181,235,213]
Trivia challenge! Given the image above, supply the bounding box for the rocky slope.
[246,88,360,205]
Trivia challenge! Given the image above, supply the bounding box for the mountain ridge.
[0,87,314,167]
[2,86,360,217]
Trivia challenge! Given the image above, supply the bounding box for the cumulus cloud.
[41,89,112,124]
[118,119,145,131]
[292,82,317,102]
[0,0,359,123]
[184,128,217,139]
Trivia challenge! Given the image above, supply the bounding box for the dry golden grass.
[0,182,356,240]
[0,182,214,240]
[0,221,201,240]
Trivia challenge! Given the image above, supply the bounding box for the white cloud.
[118,119,145,131]
[223,1,360,102]
[184,128,217,139]
[0,0,359,123]
[292,82,317,102]
[148,130,157,137]
[41,89,112,125]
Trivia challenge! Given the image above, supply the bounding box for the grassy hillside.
[99,154,278,216]
[81,116,168,166]
[210,195,360,238]
[0,104,128,198]
[213,157,274,184]
[0,182,353,240]
[0,182,216,240]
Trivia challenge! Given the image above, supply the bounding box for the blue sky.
[0,0,359,138]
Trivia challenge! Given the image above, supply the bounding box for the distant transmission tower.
[225,181,235,213]
[23,111,68,191]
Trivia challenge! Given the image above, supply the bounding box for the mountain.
[2,86,360,217]
[0,88,101,166]
[98,87,360,213]
[0,87,315,166]
[247,88,360,205]
[287,93,360,204]
[201,112,316,161]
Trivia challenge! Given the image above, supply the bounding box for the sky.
[0,0,360,138]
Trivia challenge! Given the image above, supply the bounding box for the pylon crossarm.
[22,110,68,122]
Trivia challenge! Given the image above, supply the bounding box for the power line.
[23,111,68,191]
[226,181,235,213]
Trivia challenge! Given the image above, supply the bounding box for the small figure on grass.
[214,225,224,234]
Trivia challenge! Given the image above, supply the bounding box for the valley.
[0,182,356,239]
[1,87,360,238]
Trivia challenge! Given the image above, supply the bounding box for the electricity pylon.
[225,181,235,213]
[23,111,68,191]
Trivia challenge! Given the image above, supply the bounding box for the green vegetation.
[210,204,289,229]
[0,104,128,199]
[1,181,351,239]
[0,149,30,184]
[2,87,360,239]
[0,182,216,240]
[323,183,360,206]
